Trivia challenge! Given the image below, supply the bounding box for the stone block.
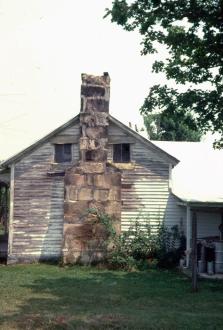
[88,139,100,150]
[94,173,121,188]
[105,201,121,219]
[81,73,110,86]
[87,174,94,186]
[94,174,108,188]
[64,173,86,186]
[95,112,109,125]
[88,201,106,214]
[64,223,93,239]
[64,214,86,224]
[110,173,122,186]
[94,189,109,202]
[89,149,108,162]
[63,235,85,252]
[108,187,121,201]
[63,250,82,264]
[85,98,109,113]
[81,85,105,97]
[72,166,84,175]
[78,187,93,201]
[100,138,108,148]
[64,201,89,218]
[80,113,96,127]
[80,113,109,127]
[80,162,105,174]
[69,188,78,201]
[85,127,107,140]
[79,137,89,150]
[87,239,101,250]
[92,223,108,239]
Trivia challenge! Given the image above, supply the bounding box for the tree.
[143,111,202,141]
[105,0,223,145]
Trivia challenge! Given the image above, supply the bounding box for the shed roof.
[153,141,223,204]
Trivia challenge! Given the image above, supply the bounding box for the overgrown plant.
[88,208,186,270]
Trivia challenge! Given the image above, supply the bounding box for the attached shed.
[154,141,223,269]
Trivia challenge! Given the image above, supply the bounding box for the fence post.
[191,211,198,292]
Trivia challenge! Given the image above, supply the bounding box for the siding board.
[9,122,80,262]
[107,123,185,233]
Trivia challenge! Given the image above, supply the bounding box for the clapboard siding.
[121,162,170,231]
[107,123,183,232]
[164,194,186,230]
[133,141,166,163]
[108,123,127,136]
[72,143,80,163]
[10,122,80,261]
[57,123,80,136]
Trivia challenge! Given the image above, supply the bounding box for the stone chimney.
[63,73,121,265]
[80,72,110,162]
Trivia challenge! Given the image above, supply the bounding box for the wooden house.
[0,72,223,269]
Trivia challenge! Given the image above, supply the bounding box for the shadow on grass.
[1,266,223,329]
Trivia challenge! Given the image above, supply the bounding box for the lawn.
[0,264,223,329]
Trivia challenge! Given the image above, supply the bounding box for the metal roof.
[153,141,223,204]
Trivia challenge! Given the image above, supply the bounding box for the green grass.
[0,264,223,329]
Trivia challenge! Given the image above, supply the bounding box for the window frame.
[54,143,72,163]
[112,143,131,163]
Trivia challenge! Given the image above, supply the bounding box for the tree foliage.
[105,0,223,145]
[143,111,202,141]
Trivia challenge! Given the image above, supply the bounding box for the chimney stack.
[79,73,110,162]
[63,73,121,264]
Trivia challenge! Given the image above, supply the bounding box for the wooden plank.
[8,163,15,257]
[50,135,80,144]
[186,205,191,267]
[10,132,68,259]
[191,211,198,292]
[108,135,136,144]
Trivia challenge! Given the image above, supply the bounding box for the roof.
[153,141,223,204]
[0,115,79,168]
[0,115,178,168]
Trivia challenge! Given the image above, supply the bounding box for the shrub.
[87,208,186,270]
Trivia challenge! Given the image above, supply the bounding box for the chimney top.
[81,72,110,86]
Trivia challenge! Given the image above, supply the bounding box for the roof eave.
[109,115,179,166]
[0,115,79,168]
[1,113,180,169]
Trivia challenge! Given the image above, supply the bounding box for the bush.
[88,209,186,271]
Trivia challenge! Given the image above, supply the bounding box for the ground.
[0,264,223,329]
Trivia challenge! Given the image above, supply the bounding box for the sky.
[0,0,215,161]
[0,0,170,160]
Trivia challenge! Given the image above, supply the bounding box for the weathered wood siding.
[55,122,80,164]
[165,194,185,231]
[108,123,184,232]
[9,122,80,262]
[8,118,185,262]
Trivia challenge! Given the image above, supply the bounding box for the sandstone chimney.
[79,72,110,162]
[63,73,121,265]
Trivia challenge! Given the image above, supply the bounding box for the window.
[113,144,130,163]
[55,144,72,163]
